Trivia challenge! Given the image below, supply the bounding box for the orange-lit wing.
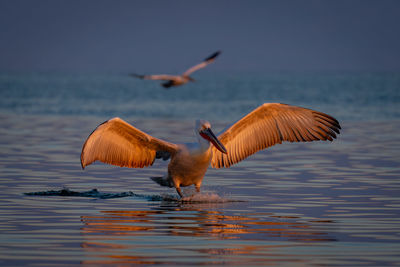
[211,103,341,168]
[81,118,178,169]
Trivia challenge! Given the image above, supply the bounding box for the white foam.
[178,192,238,203]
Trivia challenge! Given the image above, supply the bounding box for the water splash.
[179,192,242,203]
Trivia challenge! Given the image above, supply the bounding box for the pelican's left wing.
[81,118,178,169]
[211,103,341,168]
[182,51,221,77]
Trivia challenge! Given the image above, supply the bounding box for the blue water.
[1,72,399,122]
[0,72,400,266]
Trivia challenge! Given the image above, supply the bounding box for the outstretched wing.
[130,74,177,81]
[211,103,341,168]
[81,117,178,169]
[182,51,221,76]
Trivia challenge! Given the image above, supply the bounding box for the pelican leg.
[184,184,201,199]
[175,187,183,198]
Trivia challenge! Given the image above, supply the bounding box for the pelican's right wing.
[81,118,178,169]
[130,74,177,81]
[211,103,341,168]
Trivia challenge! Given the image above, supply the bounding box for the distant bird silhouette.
[131,51,221,89]
[81,103,341,198]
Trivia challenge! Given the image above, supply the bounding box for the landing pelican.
[81,103,341,198]
[131,51,221,89]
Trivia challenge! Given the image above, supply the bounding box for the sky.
[0,0,399,73]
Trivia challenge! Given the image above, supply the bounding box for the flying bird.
[81,103,341,198]
[131,51,221,89]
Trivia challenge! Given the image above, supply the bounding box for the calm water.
[1,72,399,121]
[0,72,399,266]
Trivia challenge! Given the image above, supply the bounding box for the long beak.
[200,128,227,154]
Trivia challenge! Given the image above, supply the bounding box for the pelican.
[81,103,341,198]
[131,51,221,89]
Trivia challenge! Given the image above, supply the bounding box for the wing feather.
[81,118,178,169]
[182,51,221,76]
[211,103,341,168]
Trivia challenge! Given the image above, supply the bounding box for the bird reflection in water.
[80,206,336,265]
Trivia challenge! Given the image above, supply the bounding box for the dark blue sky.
[1,0,399,72]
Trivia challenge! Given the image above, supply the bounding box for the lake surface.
[0,72,399,266]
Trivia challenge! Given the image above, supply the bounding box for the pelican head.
[196,120,227,154]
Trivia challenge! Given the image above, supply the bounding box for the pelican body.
[131,51,221,89]
[81,103,341,198]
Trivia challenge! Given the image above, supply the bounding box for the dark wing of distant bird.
[81,117,178,169]
[211,103,341,168]
[182,51,221,77]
